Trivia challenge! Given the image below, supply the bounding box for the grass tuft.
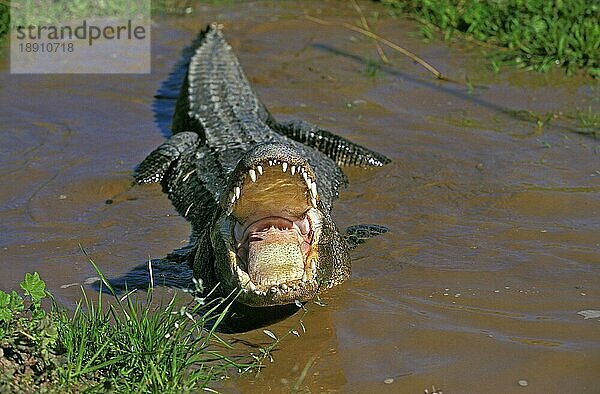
[0,0,198,46]
[379,0,600,78]
[1,261,263,392]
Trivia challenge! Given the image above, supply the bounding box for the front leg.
[269,119,390,168]
[135,131,199,184]
[344,224,389,250]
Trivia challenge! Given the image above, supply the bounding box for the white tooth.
[230,192,236,204]
[306,177,312,189]
[268,160,273,166]
[311,197,317,208]
[302,172,308,182]
[299,167,304,174]
[226,206,233,216]
[311,259,316,271]
[249,282,256,291]
[280,283,288,291]
[282,162,288,172]
[234,186,241,199]
[311,182,317,198]
[302,272,307,282]
[297,217,310,234]
[291,165,296,175]
[257,165,263,175]
[236,266,245,280]
[249,169,256,182]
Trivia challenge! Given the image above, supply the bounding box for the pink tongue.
[247,228,305,286]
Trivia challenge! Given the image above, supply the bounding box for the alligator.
[135,24,390,307]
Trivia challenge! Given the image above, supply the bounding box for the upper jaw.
[222,155,319,218]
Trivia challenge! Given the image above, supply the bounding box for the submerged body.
[136,24,389,307]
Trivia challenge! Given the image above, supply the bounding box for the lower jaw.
[232,258,320,299]
[236,280,318,306]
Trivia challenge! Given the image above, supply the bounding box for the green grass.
[0,264,266,393]
[576,105,600,129]
[0,0,197,46]
[5,0,150,27]
[500,106,599,138]
[0,2,7,43]
[379,0,600,78]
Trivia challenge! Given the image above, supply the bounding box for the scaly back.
[172,24,274,150]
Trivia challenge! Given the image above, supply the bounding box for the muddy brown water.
[1,1,599,392]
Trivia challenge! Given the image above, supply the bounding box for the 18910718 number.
[19,42,74,52]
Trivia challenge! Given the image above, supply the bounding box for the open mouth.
[224,158,321,297]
